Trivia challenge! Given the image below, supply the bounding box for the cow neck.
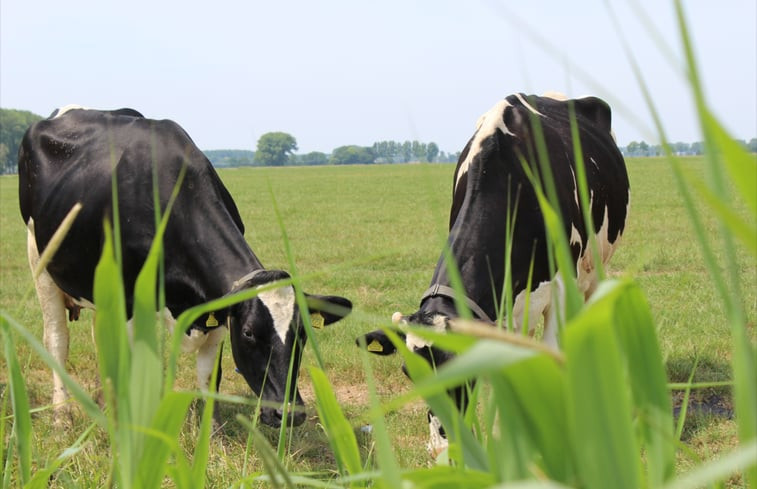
[422,175,510,325]
[419,283,494,323]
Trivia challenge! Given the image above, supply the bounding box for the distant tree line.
[621,139,757,157]
[250,132,460,166]
[205,149,255,167]
[1,108,755,173]
[0,109,43,174]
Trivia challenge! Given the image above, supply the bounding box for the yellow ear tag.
[311,312,325,330]
[205,312,219,328]
[367,339,384,352]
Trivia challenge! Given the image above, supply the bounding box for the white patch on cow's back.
[455,99,514,191]
[258,286,295,344]
[53,104,89,118]
[406,314,447,351]
[542,91,568,101]
[514,93,544,116]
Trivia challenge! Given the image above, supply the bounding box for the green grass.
[1,156,755,485]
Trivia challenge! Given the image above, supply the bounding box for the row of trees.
[2,108,756,172]
[0,109,43,174]
[622,139,757,157]
[248,132,459,166]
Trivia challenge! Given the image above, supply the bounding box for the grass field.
[1,156,755,485]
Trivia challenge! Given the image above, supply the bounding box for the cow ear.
[305,294,352,327]
[355,329,404,356]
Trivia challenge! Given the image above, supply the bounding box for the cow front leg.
[27,223,71,424]
[196,327,227,430]
[426,381,474,459]
[427,412,448,458]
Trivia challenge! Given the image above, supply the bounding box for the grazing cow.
[357,93,629,454]
[19,105,352,427]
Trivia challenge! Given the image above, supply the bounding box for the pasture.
[1,157,755,485]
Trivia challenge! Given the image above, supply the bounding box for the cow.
[357,93,629,455]
[19,105,352,428]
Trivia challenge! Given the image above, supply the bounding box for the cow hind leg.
[27,222,71,423]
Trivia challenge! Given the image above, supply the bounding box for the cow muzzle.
[260,402,306,428]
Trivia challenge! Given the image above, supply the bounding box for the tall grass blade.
[492,354,573,484]
[564,284,639,489]
[130,160,186,471]
[310,367,363,483]
[674,356,700,442]
[0,387,7,489]
[355,334,402,489]
[596,279,675,486]
[0,325,32,484]
[134,391,195,488]
[387,328,488,471]
[0,311,105,426]
[673,3,756,486]
[401,465,495,488]
[93,221,133,486]
[25,423,96,489]
[191,350,223,489]
[2,438,12,489]
[237,417,295,489]
[610,4,755,485]
[661,440,757,489]
[519,156,583,331]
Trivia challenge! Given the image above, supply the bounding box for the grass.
[1,155,755,485]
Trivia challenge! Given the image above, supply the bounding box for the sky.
[1,1,755,155]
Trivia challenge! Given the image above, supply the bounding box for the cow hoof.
[52,403,75,427]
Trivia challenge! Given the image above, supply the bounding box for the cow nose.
[275,406,306,427]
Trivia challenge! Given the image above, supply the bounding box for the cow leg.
[426,381,473,458]
[512,280,552,339]
[542,277,566,349]
[196,327,227,429]
[427,413,448,458]
[27,222,70,423]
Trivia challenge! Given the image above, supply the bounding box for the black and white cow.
[19,105,352,427]
[357,93,629,454]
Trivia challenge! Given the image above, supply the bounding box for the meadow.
[0,155,755,486]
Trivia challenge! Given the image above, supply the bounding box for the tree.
[748,138,757,153]
[625,141,640,156]
[254,132,297,166]
[329,145,374,165]
[401,141,412,163]
[411,140,426,161]
[0,108,43,173]
[426,142,439,162]
[205,149,255,167]
[0,143,9,174]
[299,151,328,166]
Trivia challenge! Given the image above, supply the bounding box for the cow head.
[357,304,471,457]
[229,269,352,427]
[357,298,460,379]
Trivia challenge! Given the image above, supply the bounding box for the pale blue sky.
[1,1,755,154]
